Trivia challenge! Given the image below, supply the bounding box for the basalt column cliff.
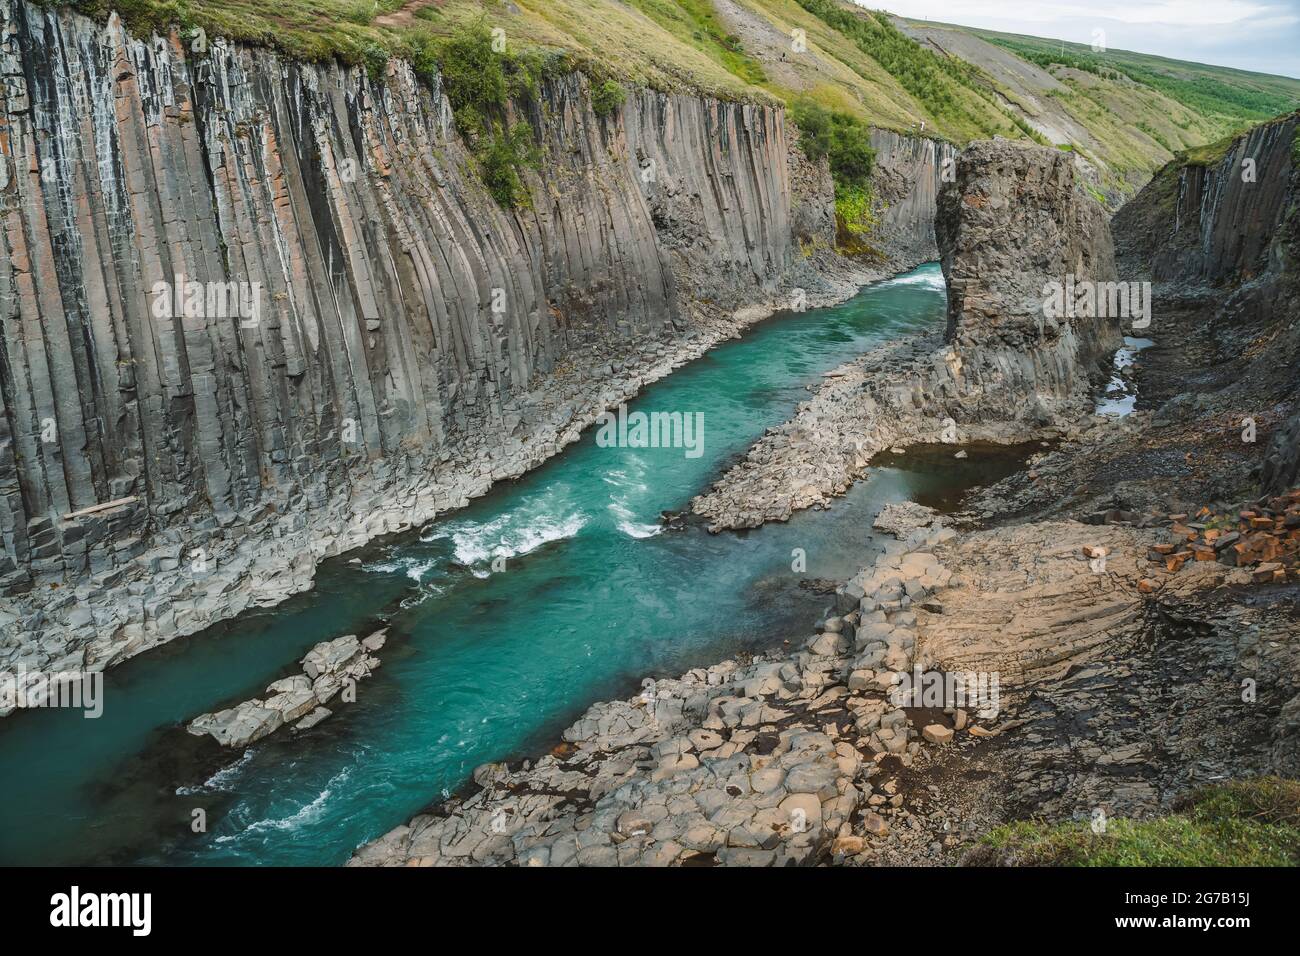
[0,1,945,677]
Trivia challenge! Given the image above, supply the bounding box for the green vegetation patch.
[984,36,1123,80]
[976,777,1300,867]
[410,20,549,208]
[44,0,411,65]
[985,34,1300,124]
[790,99,879,255]
[1120,60,1298,123]
[792,0,1012,141]
[591,79,627,118]
[1181,129,1242,168]
[792,99,875,184]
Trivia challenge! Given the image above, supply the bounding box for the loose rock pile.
[1147,489,1300,583]
[187,630,386,748]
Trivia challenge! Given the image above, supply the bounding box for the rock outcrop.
[0,1,943,676]
[1114,111,1298,287]
[186,629,385,745]
[692,140,1122,530]
[865,130,958,270]
[937,139,1121,424]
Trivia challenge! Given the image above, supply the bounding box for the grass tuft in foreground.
[970,777,1300,866]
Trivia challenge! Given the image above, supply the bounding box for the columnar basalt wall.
[0,0,809,664]
[1113,111,1300,494]
[0,2,950,676]
[1154,112,1298,285]
[868,129,958,271]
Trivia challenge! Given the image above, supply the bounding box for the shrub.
[479,123,542,208]
[435,20,511,137]
[418,21,548,209]
[790,100,876,189]
[791,100,882,256]
[794,1,976,125]
[362,42,389,83]
[591,79,627,118]
[834,183,882,258]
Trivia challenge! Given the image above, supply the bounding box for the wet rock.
[188,633,382,747]
[294,707,332,732]
[187,701,283,748]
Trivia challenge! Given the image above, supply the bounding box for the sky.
[872,0,1300,78]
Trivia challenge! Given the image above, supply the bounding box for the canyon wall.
[1113,111,1300,494]
[0,1,944,676]
[867,129,957,271]
[1129,112,1297,286]
[693,140,1124,531]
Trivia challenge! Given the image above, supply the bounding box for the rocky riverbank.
[349,506,966,867]
[351,112,1300,868]
[350,490,1300,866]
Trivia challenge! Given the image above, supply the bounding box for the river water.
[0,264,1027,866]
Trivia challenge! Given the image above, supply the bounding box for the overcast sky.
[872,0,1300,78]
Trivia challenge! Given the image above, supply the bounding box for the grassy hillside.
[975,29,1300,124]
[41,0,1300,199]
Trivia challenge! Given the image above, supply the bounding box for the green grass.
[617,0,769,91]
[1182,130,1242,168]
[1010,113,1050,146]
[34,0,1300,197]
[40,0,411,64]
[977,777,1300,866]
[791,0,1018,143]
[1120,60,1298,123]
[632,0,767,85]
